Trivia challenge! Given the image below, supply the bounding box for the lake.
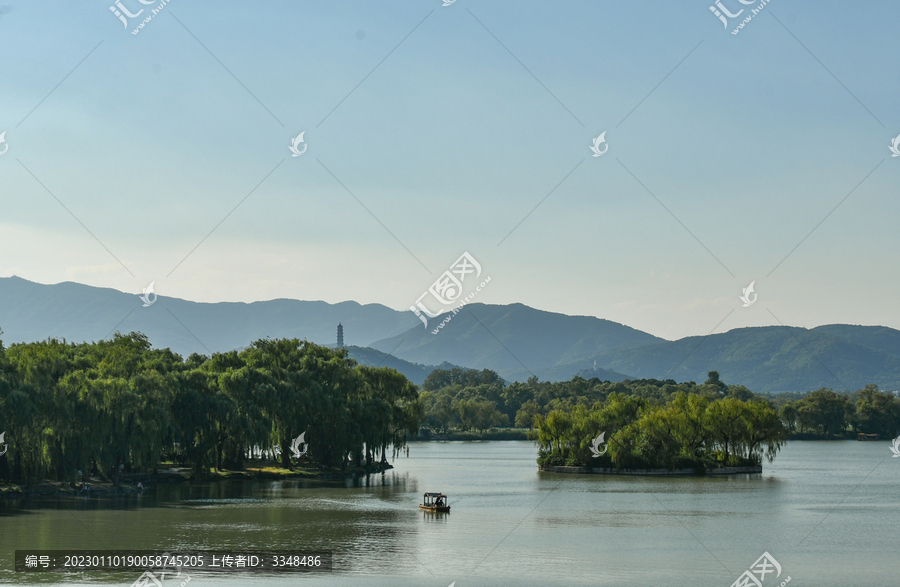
[1,440,898,587]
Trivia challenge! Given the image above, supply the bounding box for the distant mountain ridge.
[586,325,900,392]
[3,276,900,392]
[809,324,900,358]
[369,302,654,382]
[0,276,416,354]
[371,303,900,391]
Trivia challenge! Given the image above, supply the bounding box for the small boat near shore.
[419,492,450,513]
[857,433,880,441]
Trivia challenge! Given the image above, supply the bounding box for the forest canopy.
[0,333,420,484]
[419,368,900,470]
[2,329,897,484]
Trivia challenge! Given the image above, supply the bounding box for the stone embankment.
[539,465,762,476]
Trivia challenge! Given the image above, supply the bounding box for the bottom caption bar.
[15,550,333,573]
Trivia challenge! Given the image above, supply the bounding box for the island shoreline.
[539,464,762,476]
[0,462,394,500]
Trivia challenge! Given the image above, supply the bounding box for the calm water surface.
[1,440,898,586]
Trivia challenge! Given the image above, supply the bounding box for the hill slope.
[589,326,900,392]
[345,346,464,386]
[369,302,660,381]
[0,276,416,356]
[810,324,900,358]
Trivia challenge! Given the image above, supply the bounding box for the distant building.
[337,323,344,348]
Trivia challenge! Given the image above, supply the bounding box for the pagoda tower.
[337,323,344,348]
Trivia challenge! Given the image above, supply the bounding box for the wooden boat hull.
[419,505,450,513]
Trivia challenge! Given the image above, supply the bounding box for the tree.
[704,371,728,395]
[780,403,798,433]
[515,400,541,429]
[726,384,755,401]
[171,367,224,475]
[422,367,504,392]
[705,398,750,465]
[501,381,533,421]
[854,384,900,437]
[668,392,710,459]
[631,406,682,469]
[535,410,573,454]
[743,401,788,463]
[420,391,453,432]
[795,388,852,436]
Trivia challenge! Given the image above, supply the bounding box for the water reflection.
[0,441,897,587]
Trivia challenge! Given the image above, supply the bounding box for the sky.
[1,0,899,342]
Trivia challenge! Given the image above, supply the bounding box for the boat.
[857,433,880,441]
[419,492,450,512]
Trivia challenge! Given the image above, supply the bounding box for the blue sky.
[1,0,899,341]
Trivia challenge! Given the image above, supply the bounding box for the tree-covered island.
[0,334,420,487]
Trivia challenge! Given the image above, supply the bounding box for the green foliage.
[534,392,787,470]
[704,370,727,394]
[772,384,900,439]
[3,337,895,486]
[792,388,854,437]
[422,367,504,391]
[524,375,900,469]
[853,384,900,437]
[421,367,900,447]
[0,334,419,484]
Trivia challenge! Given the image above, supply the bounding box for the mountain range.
[2,276,899,392]
[0,276,414,354]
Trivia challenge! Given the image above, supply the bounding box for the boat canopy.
[421,492,450,511]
